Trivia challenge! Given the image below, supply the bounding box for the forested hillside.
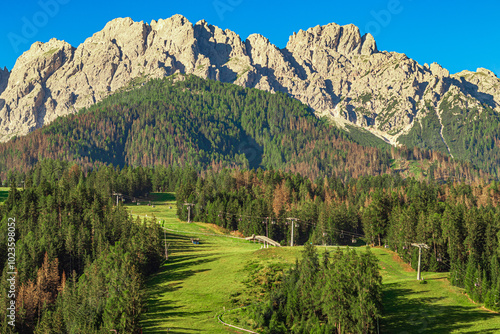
[398,96,500,176]
[0,161,163,333]
[4,159,500,332]
[0,75,489,183]
[175,167,500,311]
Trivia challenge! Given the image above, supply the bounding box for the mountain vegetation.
[0,75,488,184]
[399,95,500,177]
[250,244,382,333]
[0,160,163,333]
[175,167,500,313]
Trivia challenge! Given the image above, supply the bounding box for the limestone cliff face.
[0,15,499,149]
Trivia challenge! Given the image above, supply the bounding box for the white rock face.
[0,15,499,145]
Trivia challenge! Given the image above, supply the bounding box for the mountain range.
[1,14,500,174]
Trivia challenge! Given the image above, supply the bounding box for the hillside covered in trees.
[0,75,489,183]
[0,161,163,333]
[398,94,500,177]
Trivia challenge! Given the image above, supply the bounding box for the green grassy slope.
[132,194,500,333]
[375,248,500,333]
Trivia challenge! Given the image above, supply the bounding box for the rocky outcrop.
[0,67,9,95]
[0,15,499,146]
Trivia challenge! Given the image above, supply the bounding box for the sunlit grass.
[134,193,500,333]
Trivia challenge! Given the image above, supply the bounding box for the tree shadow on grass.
[166,233,225,253]
[382,283,500,333]
[141,325,203,334]
[145,252,221,296]
[141,233,222,333]
[141,301,209,332]
[150,192,176,203]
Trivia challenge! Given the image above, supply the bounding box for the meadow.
[130,193,500,333]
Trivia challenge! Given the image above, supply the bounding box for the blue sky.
[1,0,499,77]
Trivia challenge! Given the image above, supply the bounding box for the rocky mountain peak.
[360,33,377,56]
[430,62,449,77]
[0,37,74,137]
[0,15,498,150]
[151,14,191,32]
[286,22,376,56]
[477,68,498,78]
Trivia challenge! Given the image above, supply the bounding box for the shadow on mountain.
[446,77,496,109]
[346,104,357,123]
[382,283,500,333]
[417,81,429,97]
[247,62,290,95]
[0,69,9,96]
[280,48,308,80]
[236,132,263,169]
[324,79,341,104]
[194,23,237,82]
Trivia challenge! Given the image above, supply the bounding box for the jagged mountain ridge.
[0,14,499,157]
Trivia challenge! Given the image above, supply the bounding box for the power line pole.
[112,192,122,206]
[287,218,299,247]
[183,203,195,223]
[262,217,269,248]
[411,243,430,280]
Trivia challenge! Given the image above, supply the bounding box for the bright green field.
[376,248,500,333]
[131,193,500,333]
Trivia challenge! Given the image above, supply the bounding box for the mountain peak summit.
[0,15,498,149]
[286,21,377,57]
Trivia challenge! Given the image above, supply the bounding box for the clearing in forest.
[133,193,500,333]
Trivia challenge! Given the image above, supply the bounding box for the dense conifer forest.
[3,158,500,332]
[0,161,163,333]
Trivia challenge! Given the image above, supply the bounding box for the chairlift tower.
[183,203,195,223]
[112,192,122,206]
[262,217,270,248]
[286,218,299,247]
[411,243,430,280]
